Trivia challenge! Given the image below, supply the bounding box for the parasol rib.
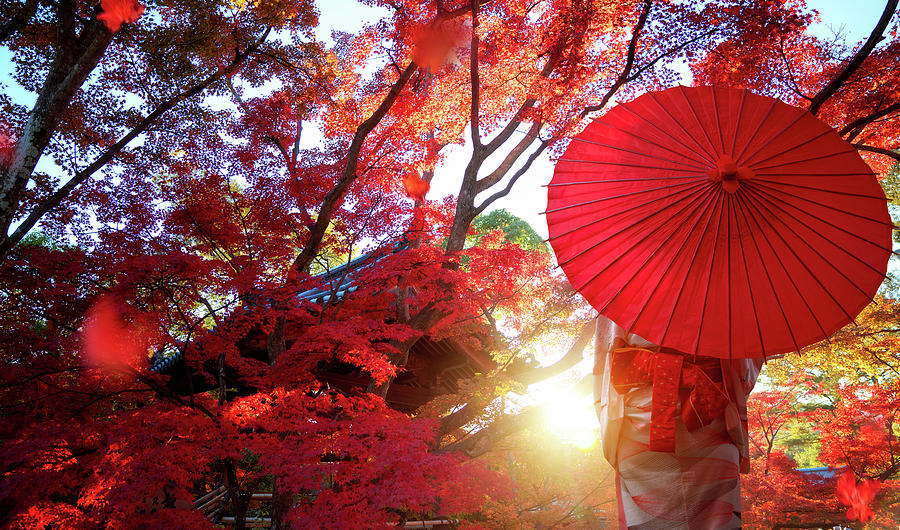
[566,136,708,171]
[744,128,832,167]
[690,190,727,353]
[543,180,705,216]
[620,100,716,164]
[753,171,878,177]
[546,176,705,185]
[752,180,894,228]
[739,110,807,165]
[555,159,704,172]
[678,86,721,158]
[728,193,767,357]
[645,91,718,162]
[711,87,726,154]
[749,178,888,201]
[730,90,748,157]
[659,189,725,348]
[593,119,712,167]
[749,184,894,257]
[753,150,851,172]
[568,183,716,288]
[737,187,852,334]
[732,192,804,354]
[742,184,887,289]
[619,186,723,335]
[726,196,735,359]
[734,98,778,162]
[547,183,708,243]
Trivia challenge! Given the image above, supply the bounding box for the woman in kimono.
[593,314,767,529]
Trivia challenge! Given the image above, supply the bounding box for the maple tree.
[0,0,898,528]
[740,296,900,527]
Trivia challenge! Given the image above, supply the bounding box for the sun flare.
[540,389,600,451]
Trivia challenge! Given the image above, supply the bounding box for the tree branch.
[474,119,542,193]
[469,0,482,148]
[513,319,595,385]
[474,136,550,216]
[438,319,595,436]
[808,0,898,115]
[0,28,272,261]
[479,97,535,156]
[0,0,38,45]
[839,99,900,136]
[289,61,418,276]
[852,143,900,161]
[0,16,115,241]
[580,0,653,118]
[440,375,592,457]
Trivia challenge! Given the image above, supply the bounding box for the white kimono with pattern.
[593,315,765,530]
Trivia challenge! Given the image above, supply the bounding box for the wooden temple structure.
[238,245,496,412]
[151,243,496,413]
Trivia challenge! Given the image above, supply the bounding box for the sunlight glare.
[542,389,600,451]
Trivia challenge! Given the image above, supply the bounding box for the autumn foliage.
[0,0,898,528]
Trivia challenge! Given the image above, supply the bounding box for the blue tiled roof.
[297,240,409,304]
[796,466,844,481]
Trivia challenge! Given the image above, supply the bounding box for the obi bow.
[609,347,730,452]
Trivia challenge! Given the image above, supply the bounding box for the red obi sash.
[610,347,729,452]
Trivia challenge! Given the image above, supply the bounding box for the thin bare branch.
[474,136,550,216]
[580,0,653,118]
[808,0,898,115]
[475,119,542,193]
[2,28,272,259]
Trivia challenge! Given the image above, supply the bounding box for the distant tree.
[470,208,548,253]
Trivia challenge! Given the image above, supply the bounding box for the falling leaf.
[836,469,880,523]
[411,20,469,72]
[0,131,14,171]
[98,0,146,33]
[82,296,158,371]
[402,174,430,201]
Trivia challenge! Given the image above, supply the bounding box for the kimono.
[593,315,765,530]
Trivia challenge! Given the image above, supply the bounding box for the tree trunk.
[267,315,286,365]
[0,17,114,238]
[270,480,293,529]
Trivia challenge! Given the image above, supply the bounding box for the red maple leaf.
[402,174,430,201]
[836,469,880,523]
[98,0,145,33]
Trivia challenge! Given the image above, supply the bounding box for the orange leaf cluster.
[411,20,468,72]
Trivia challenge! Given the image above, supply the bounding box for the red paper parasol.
[547,86,893,358]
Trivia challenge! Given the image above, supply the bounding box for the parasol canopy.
[547,86,893,358]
